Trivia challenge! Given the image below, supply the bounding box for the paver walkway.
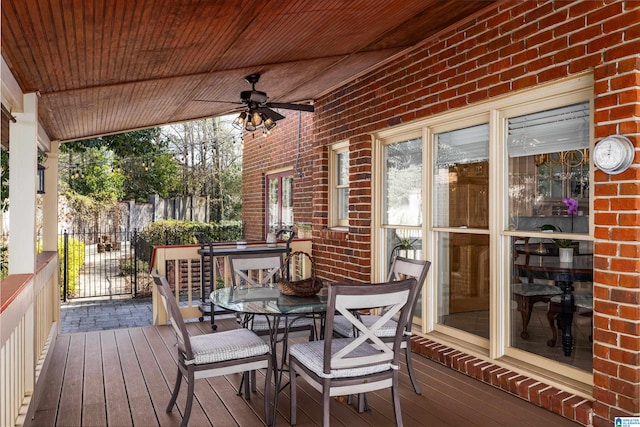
[60,296,153,334]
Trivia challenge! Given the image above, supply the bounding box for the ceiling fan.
[196,73,314,133]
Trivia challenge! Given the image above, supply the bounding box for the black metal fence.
[61,229,152,300]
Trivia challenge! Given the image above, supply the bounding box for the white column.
[41,140,59,252]
[8,92,38,274]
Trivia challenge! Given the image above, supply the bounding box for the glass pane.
[509,236,593,371]
[282,176,293,228]
[337,151,348,185]
[436,232,489,338]
[385,228,423,320]
[267,177,279,232]
[338,187,348,221]
[383,138,422,226]
[507,103,590,233]
[434,124,489,229]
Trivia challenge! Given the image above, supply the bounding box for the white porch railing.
[1,252,60,427]
[150,240,313,325]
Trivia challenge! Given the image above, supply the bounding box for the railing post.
[133,228,138,297]
[63,230,68,302]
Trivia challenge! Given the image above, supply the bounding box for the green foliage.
[122,152,180,202]
[62,129,162,158]
[59,235,85,297]
[0,246,7,281]
[66,146,124,202]
[62,128,181,203]
[138,220,243,246]
[119,257,149,276]
[1,149,8,211]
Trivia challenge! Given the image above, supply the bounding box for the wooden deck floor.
[26,318,578,427]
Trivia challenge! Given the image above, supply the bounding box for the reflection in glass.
[434,124,489,229]
[385,228,422,319]
[507,102,590,232]
[509,236,593,371]
[436,232,489,338]
[336,151,349,222]
[383,138,422,226]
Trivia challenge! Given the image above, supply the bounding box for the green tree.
[67,146,124,202]
[121,151,180,201]
[61,128,180,203]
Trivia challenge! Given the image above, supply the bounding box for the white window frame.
[329,141,349,229]
[373,74,594,387]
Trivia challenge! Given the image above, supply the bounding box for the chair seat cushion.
[512,283,562,297]
[188,328,270,365]
[332,315,397,338]
[289,338,392,379]
[550,293,593,310]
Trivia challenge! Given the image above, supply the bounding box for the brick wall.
[242,1,639,424]
[242,111,314,240]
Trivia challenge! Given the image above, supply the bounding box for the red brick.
[551,391,573,415]
[539,387,561,411]
[575,401,593,426]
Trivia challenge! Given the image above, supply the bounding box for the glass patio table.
[210,286,327,423]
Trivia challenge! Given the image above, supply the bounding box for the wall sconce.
[37,164,45,194]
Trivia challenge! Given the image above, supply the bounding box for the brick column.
[592,54,640,424]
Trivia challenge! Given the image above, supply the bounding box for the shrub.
[138,220,243,246]
[59,235,85,297]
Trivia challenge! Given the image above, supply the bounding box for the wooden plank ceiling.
[2,0,495,142]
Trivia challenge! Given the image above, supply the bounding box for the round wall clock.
[592,135,635,174]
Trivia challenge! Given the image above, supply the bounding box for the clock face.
[593,135,634,174]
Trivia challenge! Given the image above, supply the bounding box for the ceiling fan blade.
[265,102,314,112]
[193,99,244,105]
[258,107,285,121]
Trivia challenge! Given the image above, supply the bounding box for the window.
[375,76,593,382]
[506,101,592,373]
[381,136,423,318]
[433,123,490,340]
[329,142,349,228]
[265,170,294,234]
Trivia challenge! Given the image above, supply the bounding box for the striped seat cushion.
[289,338,392,379]
[188,328,270,365]
[332,315,398,338]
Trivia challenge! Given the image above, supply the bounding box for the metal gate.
[61,229,141,300]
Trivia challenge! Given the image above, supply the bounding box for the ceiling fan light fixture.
[251,110,263,127]
[232,111,247,130]
[264,116,276,130]
[245,118,256,132]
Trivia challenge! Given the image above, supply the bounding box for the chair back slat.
[229,253,283,287]
[323,278,415,374]
[388,257,431,328]
[152,271,194,361]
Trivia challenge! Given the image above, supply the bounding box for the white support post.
[41,141,59,252]
[8,92,38,274]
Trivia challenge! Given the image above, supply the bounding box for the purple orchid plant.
[563,197,579,216]
[541,198,579,248]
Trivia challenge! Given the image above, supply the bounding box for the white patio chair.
[332,257,431,394]
[152,272,273,427]
[289,278,416,427]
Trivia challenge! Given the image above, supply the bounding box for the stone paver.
[60,296,153,334]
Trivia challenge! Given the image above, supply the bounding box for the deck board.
[25,319,580,427]
[82,332,106,426]
[56,334,84,426]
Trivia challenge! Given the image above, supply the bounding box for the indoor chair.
[289,278,416,427]
[152,272,273,427]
